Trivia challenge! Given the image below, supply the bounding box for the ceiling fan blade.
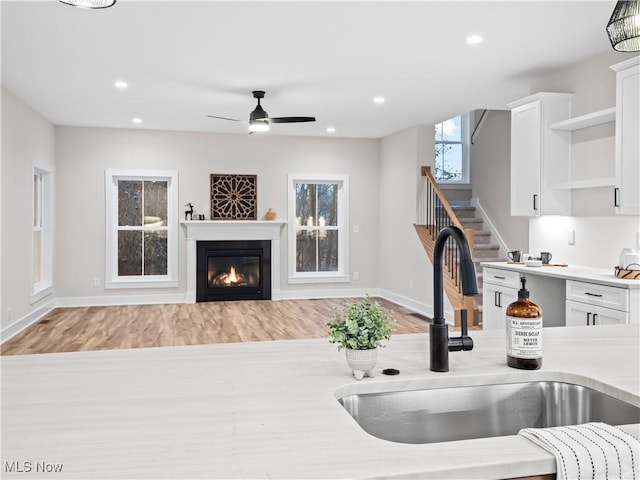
[268,116,316,124]
[206,115,248,124]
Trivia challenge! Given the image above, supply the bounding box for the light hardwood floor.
[1,298,434,356]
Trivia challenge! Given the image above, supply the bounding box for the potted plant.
[326,295,396,380]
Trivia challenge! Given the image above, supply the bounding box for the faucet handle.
[448,335,474,352]
[448,309,474,352]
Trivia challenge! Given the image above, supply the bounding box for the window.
[434,114,470,183]
[105,170,178,288]
[32,167,53,302]
[287,174,349,283]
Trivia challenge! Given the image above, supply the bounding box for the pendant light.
[606,1,640,52]
[59,0,116,9]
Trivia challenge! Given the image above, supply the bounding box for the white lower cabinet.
[482,267,521,330]
[565,300,628,326]
[565,280,630,327]
[483,284,518,330]
[482,265,639,330]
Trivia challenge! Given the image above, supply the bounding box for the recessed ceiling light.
[466,35,483,45]
[326,127,336,133]
[114,80,128,89]
[373,96,386,104]
[132,117,143,124]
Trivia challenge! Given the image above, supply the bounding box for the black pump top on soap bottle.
[518,277,529,299]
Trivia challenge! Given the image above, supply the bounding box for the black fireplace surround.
[196,240,271,302]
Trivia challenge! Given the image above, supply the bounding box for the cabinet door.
[482,284,502,330]
[510,101,542,216]
[592,306,628,325]
[565,300,629,326]
[482,284,518,330]
[614,60,640,215]
[566,300,594,326]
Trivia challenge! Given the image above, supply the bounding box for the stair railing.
[415,166,478,328]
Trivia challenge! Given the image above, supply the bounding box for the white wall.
[527,51,640,267]
[471,109,529,252]
[530,215,639,269]
[54,127,381,303]
[1,88,56,334]
[378,125,435,316]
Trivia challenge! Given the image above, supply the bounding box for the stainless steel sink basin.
[338,381,640,444]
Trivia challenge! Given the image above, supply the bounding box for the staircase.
[415,167,479,329]
[446,203,504,327]
[415,166,505,329]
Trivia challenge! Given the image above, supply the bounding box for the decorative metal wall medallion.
[210,174,257,220]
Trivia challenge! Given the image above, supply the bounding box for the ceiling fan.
[207,90,316,133]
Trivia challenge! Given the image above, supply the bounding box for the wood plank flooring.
[1,298,434,356]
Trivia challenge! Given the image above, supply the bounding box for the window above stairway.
[434,114,470,184]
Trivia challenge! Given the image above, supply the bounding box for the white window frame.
[287,174,350,284]
[105,169,179,289]
[31,167,53,303]
[434,113,471,185]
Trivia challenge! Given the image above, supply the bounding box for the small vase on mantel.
[265,208,277,220]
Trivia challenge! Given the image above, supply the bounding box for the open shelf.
[550,107,616,131]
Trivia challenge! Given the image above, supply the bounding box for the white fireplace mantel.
[181,221,287,302]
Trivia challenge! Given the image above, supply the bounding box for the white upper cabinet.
[611,56,640,215]
[508,93,573,216]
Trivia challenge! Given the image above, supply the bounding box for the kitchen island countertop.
[2,324,639,479]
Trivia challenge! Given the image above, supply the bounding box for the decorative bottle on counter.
[506,277,543,370]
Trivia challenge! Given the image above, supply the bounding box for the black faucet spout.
[430,225,478,372]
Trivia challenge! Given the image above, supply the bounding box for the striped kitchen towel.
[519,423,639,480]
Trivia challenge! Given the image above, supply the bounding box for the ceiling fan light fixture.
[250,100,269,122]
[207,90,314,134]
[59,0,116,8]
[607,0,640,52]
[249,120,270,133]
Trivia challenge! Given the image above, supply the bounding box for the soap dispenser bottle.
[506,277,543,370]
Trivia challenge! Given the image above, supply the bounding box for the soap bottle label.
[506,315,543,359]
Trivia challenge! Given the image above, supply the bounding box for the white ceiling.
[1,0,618,138]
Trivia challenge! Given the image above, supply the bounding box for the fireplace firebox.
[196,240,271,302]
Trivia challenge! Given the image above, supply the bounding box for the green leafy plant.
[326,295,396,350]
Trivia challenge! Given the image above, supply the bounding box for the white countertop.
[2,325,639,479]
[482,261,640,289]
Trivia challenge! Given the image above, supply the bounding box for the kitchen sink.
[338,381,640,444]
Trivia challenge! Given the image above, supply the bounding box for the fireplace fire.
[208,259,258,287]
[196,240,271,302]
[212,265,243,286]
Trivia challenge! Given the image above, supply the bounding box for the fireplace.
[196,240,271,302]
[182,220,285,303]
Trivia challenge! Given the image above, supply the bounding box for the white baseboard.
[378,289,454,325]
[377,289,430,317]
[1,299,56,343]
[56,293,188,307]
[278,287,378,300]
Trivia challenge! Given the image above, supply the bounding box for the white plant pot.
[345,348,377,380]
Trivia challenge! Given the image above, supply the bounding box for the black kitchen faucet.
[430,226,478,372]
